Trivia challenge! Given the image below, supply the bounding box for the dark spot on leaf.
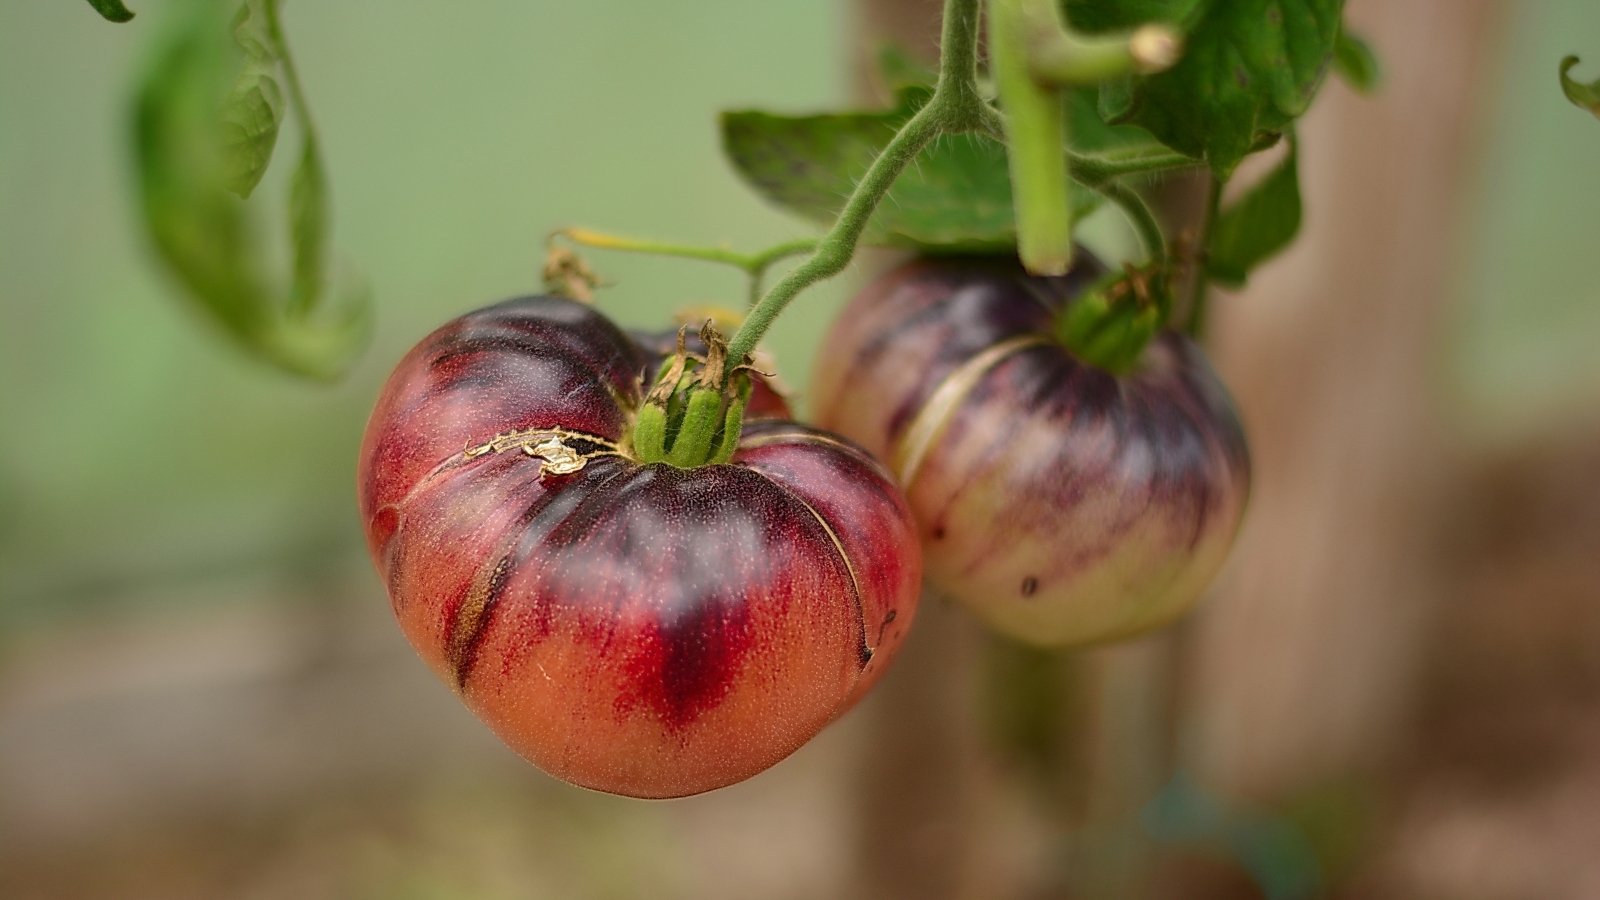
[1234,67,1250,88]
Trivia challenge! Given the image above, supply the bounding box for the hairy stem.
[725,102,944,368]
[724,0,986,373]
[1070,148,1199,186]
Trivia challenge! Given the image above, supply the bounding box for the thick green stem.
[1030,24,1182,85]
[1185,174,1223,336]
[724,0,986,374]
[992,0,1073,275]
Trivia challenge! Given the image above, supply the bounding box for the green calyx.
[631,322,753,468]
[1056,267,1168,375]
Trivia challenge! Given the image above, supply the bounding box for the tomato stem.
[1183,173,1224,337]
[1028,24,1182,85]
[1069,148,1199,186]
[724,0,992,375]
[552,229,817,307]
[1095,180,1166,262]
[991,0,1074,275]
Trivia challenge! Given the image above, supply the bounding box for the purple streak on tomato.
[811,257,1249,647]
[358,296,921,798]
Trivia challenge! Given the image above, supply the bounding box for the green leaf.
[722,91,1099,252]
[87,0,135,23]
[287,140,327,313]
[1066,87,1154,152]
[133,0,367,381]
[1207,140,1301,286]
[218,2,284,198]
[1333,29,1380,93]
[1560,56,1600,118]
[1063,0,1202,33]
[218,72,284,198]
[1100,0,1343,177]
[230,0,279,62]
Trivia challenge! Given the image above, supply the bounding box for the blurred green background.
[2,2,861,630]
[5,2,1600,899]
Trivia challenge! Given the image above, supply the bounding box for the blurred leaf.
[1066,87,1155,153]
[1100,0,1343,177]
[218,1,284,198]
[1062,0,1202,33]
[288,141,327,312]
[229,0,277,60]
[87,0,135,23]
[1207,139,1301,286]
[133,0,367,381]
[1333,29,1380,93]
[722,90,1099,252]
[1560,56,1600,118]
[218,73,284,198]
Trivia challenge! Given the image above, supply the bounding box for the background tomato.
[358,296,920,798]
[811,257,1249,647]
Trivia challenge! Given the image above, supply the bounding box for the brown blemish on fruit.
[1022,576,1039,597]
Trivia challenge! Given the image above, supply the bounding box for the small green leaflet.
[1333,30,1379,94]
[134,0,367,381]
[1207,139,1301,287]
[1560,56,1600,119]
[87,0,135,23]
[1100,0,1343,177]
[722,90,1099,252]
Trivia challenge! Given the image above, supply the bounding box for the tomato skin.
[359,296,919,798]
[811,258,1249,647]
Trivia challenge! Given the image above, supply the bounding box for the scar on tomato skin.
[876,609,898,646]
[1021,576,1039,597]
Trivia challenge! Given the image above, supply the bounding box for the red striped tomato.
[359,296,920,798]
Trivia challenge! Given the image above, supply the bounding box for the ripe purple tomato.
[810,257,1249,647]
[358,296,920,798]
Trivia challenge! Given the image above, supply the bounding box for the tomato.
[358,296,920,798]
[810,257,1249,647]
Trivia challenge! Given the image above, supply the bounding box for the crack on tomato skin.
[891,334,1050,488]
[455,426,627,477]
[754,472,875,669]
